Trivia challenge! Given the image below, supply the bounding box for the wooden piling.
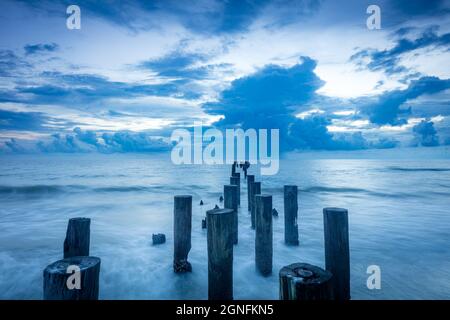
[284,185,299,246]
[279,263,333,300]
[207,208,234,300]
[64,217,90,258]
[323,207,350,300]
[247,175,255,212]
[250,182,261,229]
[173,195,192,273]
[255,194,272,276]
[231,162,236,176]
[43,256,100,300]
[224,184,238,245]
[230,176,240,206]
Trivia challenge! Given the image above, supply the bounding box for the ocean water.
[0,149,449,300]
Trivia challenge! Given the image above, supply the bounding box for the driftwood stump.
[279,263,333,300]
[43,256,100,300]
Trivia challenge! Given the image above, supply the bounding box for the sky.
[0,0,449,153]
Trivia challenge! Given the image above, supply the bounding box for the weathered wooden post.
[255,194,272,276]
[231,162,236,176]
[224,184,238,245]
[279,263,333,300]
[43,256,100,300]
[284,185,299,246]
[250,182,261,229]
[64,217,90,258]
[323,207,350,300]
[173,195,192,273]
[230,176,240,206]
[207,208,234,300]
[247,175,255,212]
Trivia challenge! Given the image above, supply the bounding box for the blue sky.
[0,0,449,153]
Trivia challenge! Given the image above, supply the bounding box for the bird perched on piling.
[219,196,224,202]
[272,208,279,217]
[214,204,219,209]
[200,200,204,205]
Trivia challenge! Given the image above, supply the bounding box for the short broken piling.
[255,194,272,276]
[279,263,333,300]
[173,195,192,273]
[323,207,350,300]
[64,217,90,258]
[284,186,299,246]
[43,256,101,300]
[207,208,234,300]
[224,184,238,245]
[250,182,261,229]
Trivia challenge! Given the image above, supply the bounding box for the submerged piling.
[230,176,240,206]
[224,184,238,245]
[43,256,100,300]
[247,175,255,212]
[250,182,261,229]
[173,195,192,273]
[279,263,333,300]
[323,207,350,300]
[255,194,272,276]
[64,217,90,258]
[207,208,234,300]
[284,186,299,246]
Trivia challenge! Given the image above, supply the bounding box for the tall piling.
[207,208,234,300]
[224,184,238,245]
[250,182,261,229]
[173,195,192,273]
[255,194,272,276]
[230,176,240,206]
[247,175,255,212]
[284,186,299,246]
[323,207,350,300]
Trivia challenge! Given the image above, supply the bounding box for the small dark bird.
[219,195,224,202]
[214,204,219,209]
[200,200,204,205]
[272,208,279,217]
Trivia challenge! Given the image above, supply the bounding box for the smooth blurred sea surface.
[0,147,449,300]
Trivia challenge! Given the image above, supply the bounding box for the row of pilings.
[42,162,350,300]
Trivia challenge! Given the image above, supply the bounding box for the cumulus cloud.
[24,43,58,55]
[412,119,440,146]
[203,57,390,151]
[35,128,171,153]
[360,76,450,126]
[350,26,450,75]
